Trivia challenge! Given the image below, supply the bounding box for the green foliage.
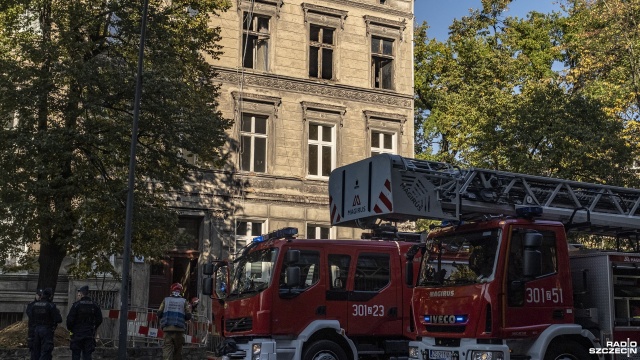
[414,0,638,187]
[0,0,231,284]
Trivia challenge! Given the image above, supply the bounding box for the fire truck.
[329,154,640,360]
[203,226,426,360]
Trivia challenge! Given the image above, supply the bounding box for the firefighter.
[66,286,103,360]
[158,283,192,360]
[190,297,200,315]
[26,288,62,360]
[26,289,43,360]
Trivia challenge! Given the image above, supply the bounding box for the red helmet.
[191,297,199,304]
[170,283,183,293]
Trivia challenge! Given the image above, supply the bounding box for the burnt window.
[371,36,394,89]
[309,25,334,80]
[242,12,270,70]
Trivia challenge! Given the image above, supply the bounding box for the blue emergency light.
[252,227,299,243]
[516,206,543,218]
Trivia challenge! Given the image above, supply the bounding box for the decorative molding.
[323,0,412,18]
[231,91,282,117]
[216,69,412,108]
[237,0,283,18]
[363,110,407,134]
[302,3,348,30]
[301,101,347,127]
[364,15,407,41]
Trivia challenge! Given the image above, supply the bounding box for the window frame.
[364,110,405,157]
[301,102,346,180]
[232,92,281,175]
[239,113,269,173]
[302,3,347,82]
[234,219,267,255]
[308,24,336,80]
[306,224,332,239]
[364,15,406,91]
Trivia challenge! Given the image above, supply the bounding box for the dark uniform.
[26,289,43,360]
[66,286,103,360]
[26,288,62,360]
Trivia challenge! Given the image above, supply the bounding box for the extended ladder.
[328,154,640,236]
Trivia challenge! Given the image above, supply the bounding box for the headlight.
[471,351,504,360]
[408,346,420,359]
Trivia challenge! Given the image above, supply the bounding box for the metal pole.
[118,0,149,358]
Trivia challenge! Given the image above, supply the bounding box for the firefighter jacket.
[158,296,191,332]
[27,300,62,328]
[66,296,103,340]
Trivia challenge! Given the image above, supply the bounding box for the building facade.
[1,0,415,329]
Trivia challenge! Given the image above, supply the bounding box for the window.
[371,36,394,89]
[307,225,330,239]
[308,123,335,177]
[279,250,320,291]
[371,131,396,156]
[328,254,351,290]
[240,113,268,173]
[235,220,264,253]
[309,25,335,80]
[242,12,270,70]
[354,253,390,291]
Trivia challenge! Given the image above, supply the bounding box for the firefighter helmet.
[170,283,183,293]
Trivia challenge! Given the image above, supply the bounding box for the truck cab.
[205,227,422,360]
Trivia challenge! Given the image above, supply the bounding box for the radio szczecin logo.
[589,339,638,356]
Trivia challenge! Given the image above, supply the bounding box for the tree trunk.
[37,239,67,300]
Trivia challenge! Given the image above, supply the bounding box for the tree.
[0,0,232,293]
[413,0,637,185]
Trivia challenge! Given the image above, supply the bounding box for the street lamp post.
[118,0,149,358]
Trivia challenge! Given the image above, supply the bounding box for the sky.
[414,0,562,41]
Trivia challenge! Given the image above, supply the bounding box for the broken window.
[240,113,267,173]
[242,12,270,70]
[371,36,394,89]
[309,24,334,80]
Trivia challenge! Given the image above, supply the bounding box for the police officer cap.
[42,288,53,298]
[36,289,43,296]
[78,285,89,296]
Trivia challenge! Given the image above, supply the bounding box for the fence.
[96,306,210,348]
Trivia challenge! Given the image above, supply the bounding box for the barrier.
[96,306,210,348]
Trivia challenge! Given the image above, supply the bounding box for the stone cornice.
[215,67,412,108]
[322,0,412,18]
[302,3,349,29]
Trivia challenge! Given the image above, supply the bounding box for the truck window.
[279,250,320,291]
[229,248,278,299]
[508,228,557,282]
[354,253,390,292]
[328,254,351,290]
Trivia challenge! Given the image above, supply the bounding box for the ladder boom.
[328,154,640,235]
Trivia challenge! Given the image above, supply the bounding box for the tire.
[303,340,348,360]
[544,340,591,360]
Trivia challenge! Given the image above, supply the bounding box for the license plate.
[428,350,453,360]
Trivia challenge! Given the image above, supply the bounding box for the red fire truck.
[203,226,425,360]
[329,154,640,360]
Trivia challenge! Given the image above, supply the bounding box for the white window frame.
[370,130,397,156]
[240,113,268,173]
[307,122,336,179]
[234,220,266,255]
[364,110,406,157]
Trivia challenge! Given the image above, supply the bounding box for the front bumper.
[409,338,510,360]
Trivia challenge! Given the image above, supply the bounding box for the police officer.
[26,289,43,360]
[158,283,192,360]
[66,286,103,360]
[26,288,62,360]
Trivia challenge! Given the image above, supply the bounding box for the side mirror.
[523,233,542,277]
[202,278,213,296]
[405,261,414,286]
[285,250,300,265]
[203,262,214,276]
[286,266,301,288]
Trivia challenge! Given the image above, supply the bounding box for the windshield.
[228,247,278,299]
[418,228,500,287]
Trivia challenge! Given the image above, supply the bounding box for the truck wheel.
[544,340,591,360]
[303,340,347,360]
